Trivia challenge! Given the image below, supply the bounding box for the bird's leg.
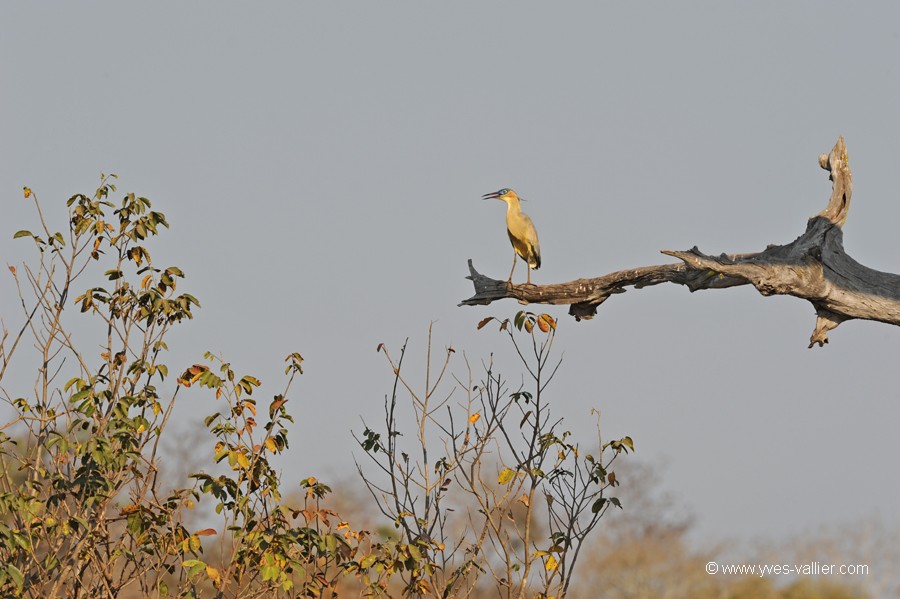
[527,265,531,285]
[508,253,517,283]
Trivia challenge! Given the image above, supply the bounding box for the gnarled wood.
[461,136,900,347]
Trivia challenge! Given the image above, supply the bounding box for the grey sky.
[2,1,899,550]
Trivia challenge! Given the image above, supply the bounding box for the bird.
[482,188,541,284]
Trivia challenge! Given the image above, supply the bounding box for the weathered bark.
[461,136,900,347]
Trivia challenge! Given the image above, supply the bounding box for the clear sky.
[2,2,899,548]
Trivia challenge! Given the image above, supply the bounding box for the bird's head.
[482,188,519,203]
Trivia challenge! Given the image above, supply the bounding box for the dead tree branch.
[461,136,900,348]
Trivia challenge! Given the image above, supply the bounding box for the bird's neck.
[504,198,522,215]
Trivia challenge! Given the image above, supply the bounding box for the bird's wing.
[508,213,541,269]
[522,213,540,269]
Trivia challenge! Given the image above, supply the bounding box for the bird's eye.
[499,188,509,195]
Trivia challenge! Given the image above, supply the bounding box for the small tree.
[0,179,376,598]
[1,178,202,596]
[356,315,634,598]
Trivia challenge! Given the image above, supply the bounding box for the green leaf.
[261,564,279,582]
[6,564,23,592]
[182,559,206,577]
[70,389,92,403]
[591,497,606,513]
[514,311,526,331]
[182,293,201,307]
[13,230,33,239]
[408,543,422,561]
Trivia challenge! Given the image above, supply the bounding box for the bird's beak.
[482,191,500,200]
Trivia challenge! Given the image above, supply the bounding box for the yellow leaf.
[517,494,530,507]
[545,554,558,571]
[141,274,152,289]
[206,565,221,584]
[23,186,31,198]
[524,320,534,333]
[468,412,481,424]
[498,467,516,485]
[236,452,250,470]
[537,316,549,333]
[540,313,557,330]
[264,437,277,453]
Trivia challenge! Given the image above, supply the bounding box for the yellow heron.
[482,188,541,284]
